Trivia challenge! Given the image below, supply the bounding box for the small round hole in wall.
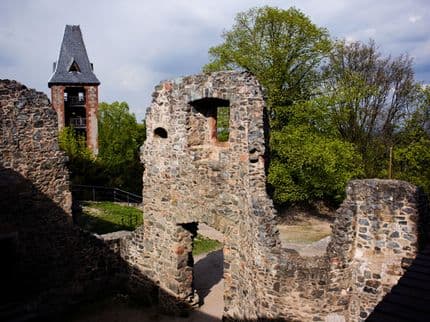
[249,148,259,163]
[154,127,168,139]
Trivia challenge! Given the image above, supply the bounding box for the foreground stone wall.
[276,179,426,321]
[330,180,424,321]
[122,71,428,321]
[1,80,72,213]
[0,80,123,314]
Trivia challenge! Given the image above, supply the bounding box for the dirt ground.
[277,208,334,256]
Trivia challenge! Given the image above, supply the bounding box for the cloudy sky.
[1,0,429,121]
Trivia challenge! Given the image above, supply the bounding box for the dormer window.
[68,60,81,72]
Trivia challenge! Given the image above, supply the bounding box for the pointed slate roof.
[48,25,100,87]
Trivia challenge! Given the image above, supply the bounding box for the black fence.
[71,184,142,204]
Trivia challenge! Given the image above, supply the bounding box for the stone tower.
[48,25,100,155]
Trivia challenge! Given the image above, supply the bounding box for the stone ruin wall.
[122,71,282,319]
[331,180,425,321]
[122,71,428,321]
[0,80,124,315]
[276,179,425,321]
[0,80,72,214]
[0,76,427,321]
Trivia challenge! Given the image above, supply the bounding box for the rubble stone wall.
[123,71,427,321]
[276,179,425,321]
[0,80,123,314]
[332,179,424,321]
[0,80,71,213]
[123,71,282,320]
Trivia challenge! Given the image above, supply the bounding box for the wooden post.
[388,146,393,179]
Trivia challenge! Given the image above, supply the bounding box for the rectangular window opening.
[216,106,229,142]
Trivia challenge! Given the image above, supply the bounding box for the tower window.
[69,60,81,72]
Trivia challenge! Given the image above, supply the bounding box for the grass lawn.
[76,201,222,255]
[77,201,143,234]
[193,234,222,256]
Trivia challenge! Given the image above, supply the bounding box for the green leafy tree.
[203,6,331,119]
[59,126,93,160]
[392,87,430,193]
[98,101,146,193]
[323,40,419,177]
[58,127,104,185]
[268,99,364,205]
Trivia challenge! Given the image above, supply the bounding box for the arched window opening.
[154,127,168,139]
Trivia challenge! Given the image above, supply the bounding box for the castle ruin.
[121,71,427,321]
[0,73,428,321]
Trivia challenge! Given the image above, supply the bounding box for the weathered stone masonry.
[0,80,72,214]
[122,71,282,320]
[1,75,427,321]
[0,80,123,315]
[122,71,428,321]
[275,179,426,321]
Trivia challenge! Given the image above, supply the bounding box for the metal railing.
[65,96,85,105]
[71,184,142,204]
[69,117,86,129]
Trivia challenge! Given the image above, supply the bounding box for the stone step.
[407,264,430,275]
[410,258,430,268]
[415,253,430,261]
[402,270,430,282]
[366,310,409,322]
[398,275,430,290]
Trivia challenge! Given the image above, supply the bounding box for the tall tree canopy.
[204,6,331,114]
[204,6,430,207]
[98,101,146,192]
[323,40,420,177]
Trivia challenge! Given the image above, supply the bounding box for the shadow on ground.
[194,249,224,305]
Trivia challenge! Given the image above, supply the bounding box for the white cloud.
[409,15,422,23]
[1,0,429,118]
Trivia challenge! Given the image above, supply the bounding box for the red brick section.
[50,85,65,129]
[85,85,99,155]
[50,85,99,155]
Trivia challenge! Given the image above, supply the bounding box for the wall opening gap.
[216,106,230,142]
[192,223,224,313]
[64,87,87,136]
[189,98,230,145]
